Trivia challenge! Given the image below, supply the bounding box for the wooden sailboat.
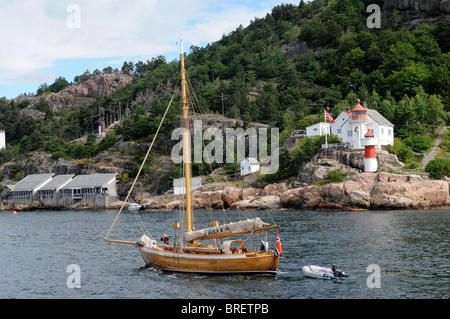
[106,41,282,274]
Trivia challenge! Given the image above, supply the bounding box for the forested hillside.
[0,0,449,181]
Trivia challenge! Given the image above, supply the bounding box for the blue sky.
[0,0,301,99]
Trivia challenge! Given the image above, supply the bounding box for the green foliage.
[397,146,415,163]
[403,135,433,153]
[98,131,120,152]
[425,158,450,179]
[263,148,297,183]
[46,139,68,159]
[0,145,21,166]
[82,134,99,158]
[37,77,70,95]
[9,162,25,182]
[389,138,415,163]
[290,135,341,171]
[325,169,348,184]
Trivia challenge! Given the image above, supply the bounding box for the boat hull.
[139,247,279,274]
[302,265,349,280]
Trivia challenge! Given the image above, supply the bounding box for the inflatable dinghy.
[302,264,349,280]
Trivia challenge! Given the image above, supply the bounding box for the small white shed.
[306,122,330,137]
[240,158,260,176]
[174,177,202,195]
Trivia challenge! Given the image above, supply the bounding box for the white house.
[330,99,394,150]
[240,158,260,176]
[174,177,202,195]
[0,130,5,150]
[306,122,331,137]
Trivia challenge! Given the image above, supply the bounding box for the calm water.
[0,209,448,299]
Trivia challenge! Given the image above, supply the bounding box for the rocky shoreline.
[6,172,445,213]
[139,172,449,212]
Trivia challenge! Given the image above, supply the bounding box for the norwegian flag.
[275,231,284,256]
[325,110,335,123]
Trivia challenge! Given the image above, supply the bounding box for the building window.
[73,188,82,199]
[347,130,353,137]
[381,128,384,135]
[337,129,342,134]
[388,129,392,136]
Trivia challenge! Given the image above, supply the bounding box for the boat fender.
[139,235,156,249]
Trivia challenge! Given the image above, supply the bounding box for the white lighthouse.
[361,129,378,172]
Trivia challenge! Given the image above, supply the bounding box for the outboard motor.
[331,263,338,276]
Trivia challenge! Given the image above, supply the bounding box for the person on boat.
[331,263,339,277]
[160,234,169,245]
[260,239,268,252]
[331,263,346,277]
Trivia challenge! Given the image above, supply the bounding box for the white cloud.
[0,1,197,72]
[0,0,299,96]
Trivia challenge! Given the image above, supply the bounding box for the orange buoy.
[13,211,17,215]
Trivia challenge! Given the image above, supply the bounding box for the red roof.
[351,99,366,112]
[365,129,375,137]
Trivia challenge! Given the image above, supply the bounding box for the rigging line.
[132,210,149,237]
[185,77,238,224]
[132,206,152,237]
[185,76,271,226]
[186,76,229,178]
[188,84,274,225]
[106,92,176,239]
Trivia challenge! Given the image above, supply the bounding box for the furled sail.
[184,218,273,242]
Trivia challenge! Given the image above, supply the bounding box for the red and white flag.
[325,110,335,123]
[275,231,283,256]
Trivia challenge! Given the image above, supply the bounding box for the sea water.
[0,209,448,299]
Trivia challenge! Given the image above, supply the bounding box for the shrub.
[397,145,415,163]
[325,169,347,184]
[425,158,450,179]
[404,135,433,152]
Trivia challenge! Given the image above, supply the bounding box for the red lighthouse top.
[365,129,375,138]
[351,99,367,121]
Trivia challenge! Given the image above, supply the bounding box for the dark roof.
[61,173,118,189]
[367,109,394,127]
[39,174,75,191]
[11,174,55,192]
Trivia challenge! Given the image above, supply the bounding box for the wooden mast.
[180,40,193,233]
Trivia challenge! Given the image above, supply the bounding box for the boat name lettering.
[204,225,231,237]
